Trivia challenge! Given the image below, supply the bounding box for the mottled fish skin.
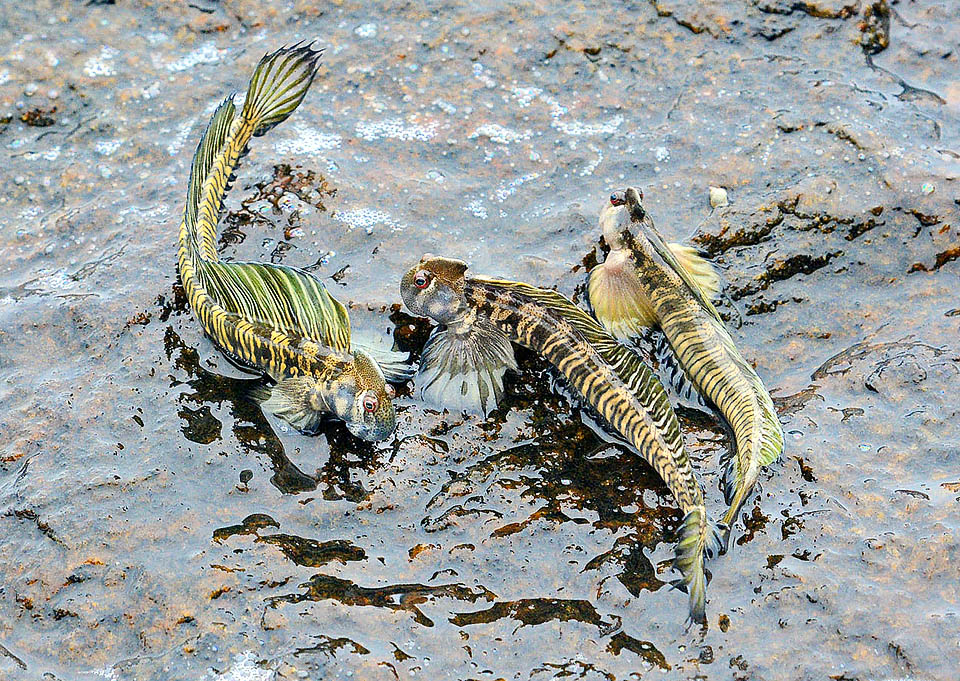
[176,44,396,441]
[599,188,784,547]
[401,256,721,622]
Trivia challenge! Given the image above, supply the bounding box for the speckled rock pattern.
[0,1,957,680]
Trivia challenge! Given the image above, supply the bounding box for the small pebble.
[25,82,38,96]
[709,186,729,208]
[921,182,934,195]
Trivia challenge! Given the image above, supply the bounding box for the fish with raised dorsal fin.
[400,255,722,623]
[588,188,783,549]
[176,44,409,441]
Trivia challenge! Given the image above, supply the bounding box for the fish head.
[601,186,669,258]
[599,189,639,249]
[400,254,469,324]
[342,349,397,441]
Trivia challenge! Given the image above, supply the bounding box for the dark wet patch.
[267,574,494,627]
[255,535,366,567]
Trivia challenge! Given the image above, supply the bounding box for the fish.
[588,187,783,548]
[400,255,722,623]
[176,44,408,442]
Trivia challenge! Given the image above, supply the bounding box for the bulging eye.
[610,192,625,206]
[413,270,431,289]
[362,393,379,413]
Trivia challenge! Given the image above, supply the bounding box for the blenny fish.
[176,44,404,441]
[400,255,722,622]
[588,187,784,546]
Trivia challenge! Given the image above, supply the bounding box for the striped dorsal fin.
[470,276,674,422]
[199,261,351,353]
[184,96,237,242]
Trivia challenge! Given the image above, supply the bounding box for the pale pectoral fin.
[416,321,517,416]
[666,243,721,300]
[352,341,416,383]
[253,376,328,434]
[587,255,657,340]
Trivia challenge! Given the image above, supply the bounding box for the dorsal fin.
[469,276,671,417]
[184,96,236,240]
[199,261,352,352]
[666,243,721,300]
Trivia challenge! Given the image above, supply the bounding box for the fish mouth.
[346,412,396,442]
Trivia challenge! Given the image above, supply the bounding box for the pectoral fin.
[253,376,328,434]
[587,251,657,340]
[416,321,517,415]
[667,243,720,300]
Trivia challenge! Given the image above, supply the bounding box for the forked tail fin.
[242,42,324,137]
[189,43,323,263]
[674,507,724,624]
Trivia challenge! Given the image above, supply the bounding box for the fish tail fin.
[719,388,784,551]
[587,252,657,340]
[182,95,237,260]
[416,321,517,416]
[241,42,324,137]
[674,506,723,624]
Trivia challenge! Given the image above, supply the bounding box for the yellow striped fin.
[199,261,352,353]
[184,96,236,248]
[587,251,657,340]
[667,243,721,300]
[243,41,324,137]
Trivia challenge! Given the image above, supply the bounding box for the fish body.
[177,44,400,441]
[400,256,721,622]
[588,188,783,546]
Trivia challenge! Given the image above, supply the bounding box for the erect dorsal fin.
[666,243,721,300]
[199,261,352,353]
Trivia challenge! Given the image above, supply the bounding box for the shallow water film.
[1,1,959,679]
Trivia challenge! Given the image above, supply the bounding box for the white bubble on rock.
[275,122,342,155]
[334,208,406,232]
[83,46,118,77]
[469,124,532,145]
[95,139,122,156]
[432,98,457,115]
[554,114,623,137]
[463,198,488,219]
[167,42,220,72]
[207,651,274,681]
[495,172,540,201]
[355,118,437,142]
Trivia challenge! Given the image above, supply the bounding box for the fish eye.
[413,270,432,289]
[610,192,625,206]
[362,393,379,413]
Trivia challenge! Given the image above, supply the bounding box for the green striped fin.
[184,96,236,241]
[199,261,351,352]
[243,42,323,137]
